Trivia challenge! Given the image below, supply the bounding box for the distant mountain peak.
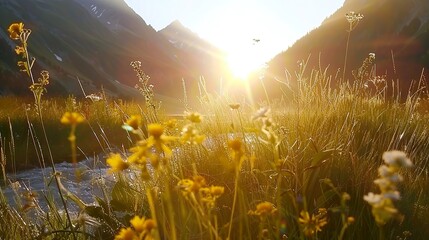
[170,19,184,28]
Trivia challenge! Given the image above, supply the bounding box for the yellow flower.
[147,123,176,158]
[130,216,145,233]
[128,141,150,165]
[298,209,328,237]
[122,115,142,132]
[114,227,137,240]
[163,118,177,129]
[8,22,24,40]
[180,124,205,144]
[228,138,245,163]
[210,185,224,197]
[143,219,157,232]
[185,112,202,123]
[191,175,206,192]
[60,112,85,125]
[15,46,26,56]
[17,61,28,72]
[177,179,195,195]
[148,123,164,139]
[249,201,277,217]
[107,153,129,173]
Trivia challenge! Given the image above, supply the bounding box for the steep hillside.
[0,0,227,100]
[267,0,429,91]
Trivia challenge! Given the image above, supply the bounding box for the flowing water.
[1,157,115,211]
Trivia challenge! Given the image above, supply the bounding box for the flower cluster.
[8,23,31,74]
[364,151,413,225]
[115,215,157,240]
[298,208,328,237]
[177,175,224,209]
[345,11,364,31]
[8,22,50,109]
[131,61,157,109]
[180,112,205,144]
[109,116,177,179]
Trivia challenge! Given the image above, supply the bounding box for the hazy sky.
[124,0,344,76]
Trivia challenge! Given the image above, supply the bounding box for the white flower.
[383,151,413,168]
[383,191,401,201]
[252,107,270,120]
[364,192,383,205]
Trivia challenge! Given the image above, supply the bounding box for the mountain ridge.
[267,0,429,92]
[0,0,228,101]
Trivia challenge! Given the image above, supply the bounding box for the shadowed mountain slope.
[0,0,228,101]
[267,0,429,92]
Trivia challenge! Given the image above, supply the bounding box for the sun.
[198,2,273,82]
[227,51,261,81]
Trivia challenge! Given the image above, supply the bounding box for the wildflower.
[228,138,245,164]
[128,141,150,165]
[345,11,364,24]
[8,22,24,40]
[60,112,85,125]
[17,61,28,72]
[106,153,129,173]
[180,124,205,144]
[143,219,157,232]
[163,118,177,129]
[364,151,412,225]
[114,227,137,240]
[148,123,164,139]
[177,179,195,195]
[248,201,277,217]
[15,46,26,56]
[147,123,176,158]
[177,175,206,195]
[115,215,157,240]
[185,111,203,123]
[382,151,413,168]
[130,215,145,233]
[122,115,142,132]
[177,176,224,209]
[298,209,328,237]
[210,185,225,197]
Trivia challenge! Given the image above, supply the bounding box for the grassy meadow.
[2,20,429,240]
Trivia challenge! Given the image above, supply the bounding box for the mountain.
[0,0,228,101]
[267,0,429,92]
[159,20,229,94]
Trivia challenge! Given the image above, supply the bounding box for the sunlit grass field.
[1,66,429,239]
[2,20,429,240]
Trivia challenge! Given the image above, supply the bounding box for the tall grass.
[2,62,428,239]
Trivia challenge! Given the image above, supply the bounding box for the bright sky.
[124,0,344,78]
